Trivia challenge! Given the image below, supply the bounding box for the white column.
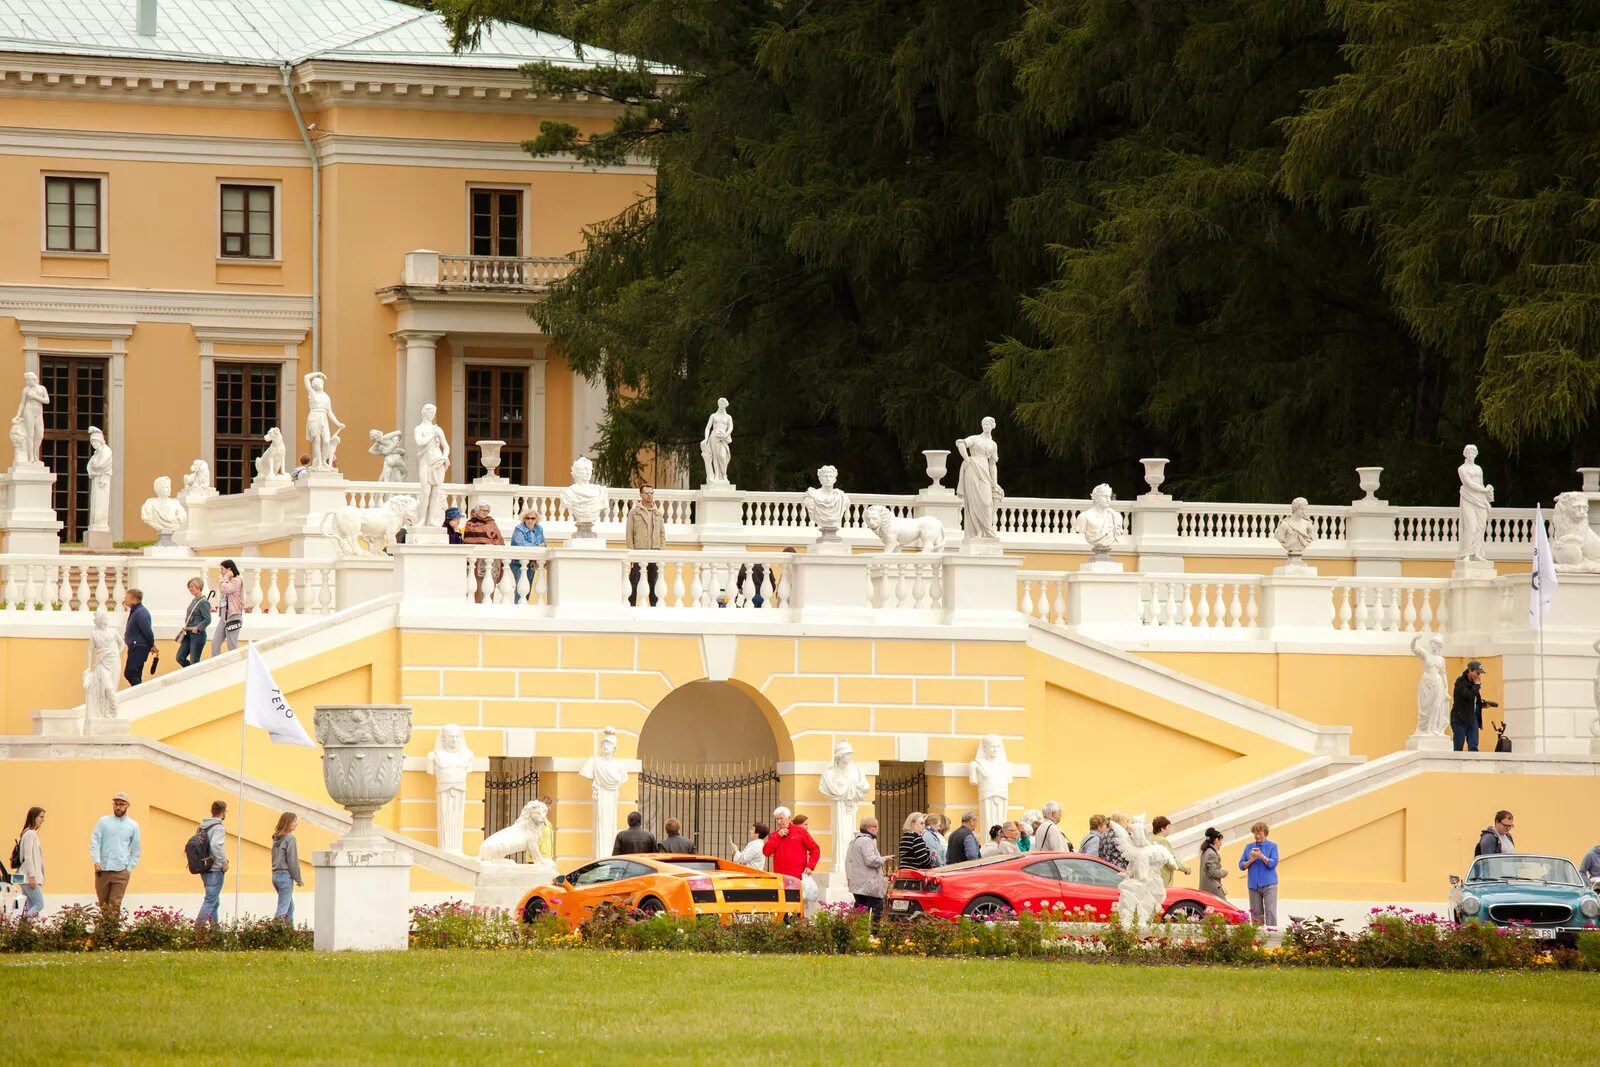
[397,331,443,479]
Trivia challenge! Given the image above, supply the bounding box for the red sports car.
[886,852,1248,923]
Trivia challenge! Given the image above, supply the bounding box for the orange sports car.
[516,854,803,926]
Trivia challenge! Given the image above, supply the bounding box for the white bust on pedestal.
[1272,497,1317,575]
[1075,484,1125,571]
[970,734,1013,833]
[817,740,871,876]
[803,465,851,553]
[139,476,191,556]
[562,457,611,545]
[580,727,629,859]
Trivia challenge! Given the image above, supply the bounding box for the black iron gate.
[638,760,780,859]
[874,762,928,872]
[483,757,541,860]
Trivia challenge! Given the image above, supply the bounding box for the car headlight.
[1459,895,1481,916]
[1580,897,1600,918]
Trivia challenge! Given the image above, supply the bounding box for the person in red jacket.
[761,806,819,880]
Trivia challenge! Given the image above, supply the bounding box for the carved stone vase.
[314,704,412,850]
[476,439,506,482]
[1139,457,1169,497]
[1355,466,1384,503]
[922,450,951,492]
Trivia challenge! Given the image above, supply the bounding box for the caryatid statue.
[139,476,187,544]
[955,416,1003,542]
[427,724,476,855]
[83,610,122,720]
[580,727,629,860]
[85,426,114,533]
[304,372,345,472]
[12,370,48,468]
[413,403,450,527]
[1457,444,1494,562]
[817,740,871,876]
[969,734,1013,835]
[700,397,733,488]
[802,464,850,543]
[1273,497,1316,568]
[1074,483,1125,561]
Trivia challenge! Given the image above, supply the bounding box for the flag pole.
[235,665,247,923]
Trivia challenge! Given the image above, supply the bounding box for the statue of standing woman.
[700,398,733,488]
[1457,444,1494,562]
[955,416,1003,544]
[13,371,48,468]
[84,611,123,720]
[1410,633,1449,737]
[85,426,114,532]
[414,403,450,527]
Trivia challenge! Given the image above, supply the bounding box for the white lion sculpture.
[320,495,417,556]
[254,427,288,482]
[864,504,946,553]
[1551,492,1600,573]
[478,800,549,865]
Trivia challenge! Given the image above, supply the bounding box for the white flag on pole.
[1530,502,1559,631]
[244,643,314,747]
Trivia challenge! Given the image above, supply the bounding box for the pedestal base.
[406,525,448,546]
[1452,558,1497,579]
[86,716,130,737]
[565,534,606,549]
[31,709,82,736]
[1080,558,1125,573]
[473,861,559,913]
[960,537,1003,557]
[813,872,854,906]
[1405,732,1452,752]
[142,543,194,558]
[811,539,851,556]
[313,848,413,950]
[1272,562,1318,577]
[84,528,114,551]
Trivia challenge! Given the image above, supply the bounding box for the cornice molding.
[0,284,312,328]
[318,132,652,173]
[15,319,135,341]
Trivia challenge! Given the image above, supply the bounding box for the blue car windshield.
[1469,856,1582,886]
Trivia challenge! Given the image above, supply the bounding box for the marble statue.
[139,476,187,544]
[85,426,113,532]
[1457,444,1494,562]
[969,734,1014,834]
[1075,483,1125,560]
[1274,497,1315,566]
[1411,632,1449,736]
[1550,492,1600,573]
[320,496,417,556]
[864,505,945,553]
[700,397,733,488]
[413,404,450,527]
[580,727,628,859]
[12,371,48,467]
[478,800,549,865]
[561,456,611,540]
[818,740,872,876]
[428,724,476,855]
[802,465,850,543]
[955,416,1003,541]
[83,611,122,720]
[368,429,408,483]
[254,427,288,483]
[182,459,211,493]
[304,371,345,472]
[1109,814,1177,928]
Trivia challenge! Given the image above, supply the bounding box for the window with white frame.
[44,175,104,253]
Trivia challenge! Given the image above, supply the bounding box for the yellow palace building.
[2,0,1599,927]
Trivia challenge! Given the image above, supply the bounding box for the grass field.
[4,951,1593,1064]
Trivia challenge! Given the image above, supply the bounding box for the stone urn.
[1355,466,1384,503]
[922,449,951,493]
[1579,467,1600,494]
[1139,457,1169,498]
[476,440,506,482]
[313,704,412,851]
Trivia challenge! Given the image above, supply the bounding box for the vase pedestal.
[313,847,413,950]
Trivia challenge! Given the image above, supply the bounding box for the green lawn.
[3,951,1592,1065]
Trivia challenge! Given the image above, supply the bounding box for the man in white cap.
[89,792,141,913]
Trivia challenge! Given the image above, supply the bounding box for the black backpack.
[184,826,213,874]
[1492,721,1512,753]
[7,838,19,872]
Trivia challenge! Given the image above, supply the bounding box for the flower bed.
[408,901,1600,970]
[0,905,311,952]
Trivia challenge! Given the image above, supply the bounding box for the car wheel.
[1163,900,1207,922]
[636,896,667,917]
[521,897,548,924]
[963,894,1012,920]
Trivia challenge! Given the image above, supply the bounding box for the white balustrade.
[210,558,339,617]
[0,556,129,613]
[1017,572,1069,626]
[622,551,793,610]
[1138,576,1261,628]
[867,558,945,610]
[437,255,574,290]
[460,547,551,607]
[1330,579,1448,633]
[1175,504,1347,543]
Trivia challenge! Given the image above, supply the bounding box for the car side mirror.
[553,874,566,886]
[1448,875,1460,887]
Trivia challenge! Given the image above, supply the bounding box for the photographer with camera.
[1450,659,1499,752]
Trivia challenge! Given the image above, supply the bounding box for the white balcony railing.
[399,250,576,292]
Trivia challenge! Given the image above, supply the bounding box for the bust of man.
[1273,496,1316,565]
[803,464,850,541]
[139,475,188,541]
[561,456,611,530]
[1074,483,1124,558]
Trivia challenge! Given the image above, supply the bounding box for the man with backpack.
[1475,810,1516,857]
[188,801,230,926]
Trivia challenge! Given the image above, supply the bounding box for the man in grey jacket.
[845,817,887,921]
[195,800,230,927]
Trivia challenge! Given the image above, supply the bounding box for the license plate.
[1530,928,1558,940]
[890,899,910,912]
[732,912,763,924]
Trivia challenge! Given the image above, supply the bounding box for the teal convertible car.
[1449,854,1600,944]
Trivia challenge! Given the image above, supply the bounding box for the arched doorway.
[637,680,785,859]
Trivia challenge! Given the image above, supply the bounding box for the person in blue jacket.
[510,509,546,602]
[1239,821,1280,926]
[122,588,155,686]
